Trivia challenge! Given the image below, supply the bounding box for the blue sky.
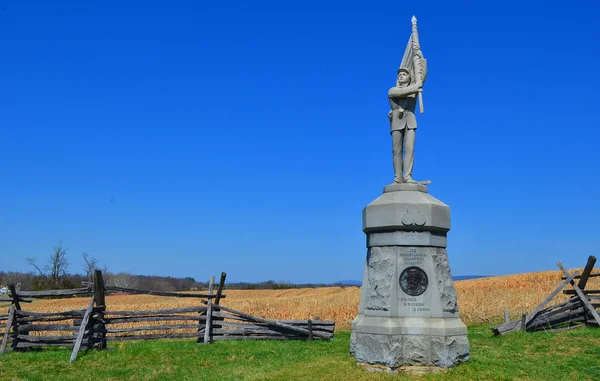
[1,1,599,283]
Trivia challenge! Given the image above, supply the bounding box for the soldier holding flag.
[388,16,427,185]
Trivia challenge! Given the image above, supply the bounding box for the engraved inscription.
[399,266,428,296]
[400,247,426,266]
[400,297,429,311]
[399,232,426,242]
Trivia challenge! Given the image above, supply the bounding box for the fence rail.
[105,286,225,299]
[9,288,92,298]
[492,256,600,335]
[0,270,335,362]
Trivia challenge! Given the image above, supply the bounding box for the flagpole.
[411,16,425,114]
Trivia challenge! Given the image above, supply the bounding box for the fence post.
[0,305,15,354]
[8,285,22,350]
[70,296,96,363]
[212,273,227,331]
[577,256,597,290]
[8,285,20,310]
[93,270,107,349]
[214,272,227,305]
[203,276,215,344]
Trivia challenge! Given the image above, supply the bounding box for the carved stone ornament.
[401,205,426,226]
[399,266,428,296]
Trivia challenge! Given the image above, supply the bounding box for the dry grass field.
[456,269,600,324]
[6,266,598,331]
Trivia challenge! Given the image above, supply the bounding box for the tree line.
[1,242,353,292]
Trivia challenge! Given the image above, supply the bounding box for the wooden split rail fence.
[492,256,600,335]
[0,270,334,363]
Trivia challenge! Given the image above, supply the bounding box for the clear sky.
[1,1,599,283]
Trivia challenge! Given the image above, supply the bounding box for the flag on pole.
[398,16,427,113]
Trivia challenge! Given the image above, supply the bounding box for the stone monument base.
[351,186,470,369]
[350,330,469,368]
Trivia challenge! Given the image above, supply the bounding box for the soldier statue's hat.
[397,67,411,75]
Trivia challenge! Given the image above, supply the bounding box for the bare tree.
[82,252,108,283]
[107,272,138,289]
[26,241,71,289]
[25,257,47,279]
[48,241,69,287]
[0,272,28,290]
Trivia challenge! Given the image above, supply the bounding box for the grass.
[1,326,600,380]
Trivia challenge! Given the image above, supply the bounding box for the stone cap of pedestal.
[363,190,450,234]
[383,183,428,193]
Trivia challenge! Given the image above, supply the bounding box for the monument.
[350,16,470,372]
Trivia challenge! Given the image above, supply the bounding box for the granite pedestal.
[350,184,470,369]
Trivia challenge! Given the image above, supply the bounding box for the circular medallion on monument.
[399,266,428,296]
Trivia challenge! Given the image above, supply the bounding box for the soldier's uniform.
[388,79,420,183]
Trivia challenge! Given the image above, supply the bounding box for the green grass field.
[1,325,599,380]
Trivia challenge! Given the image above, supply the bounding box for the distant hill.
[332,275,489,287]
[453,275,489,281]
[332,280,362,286]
